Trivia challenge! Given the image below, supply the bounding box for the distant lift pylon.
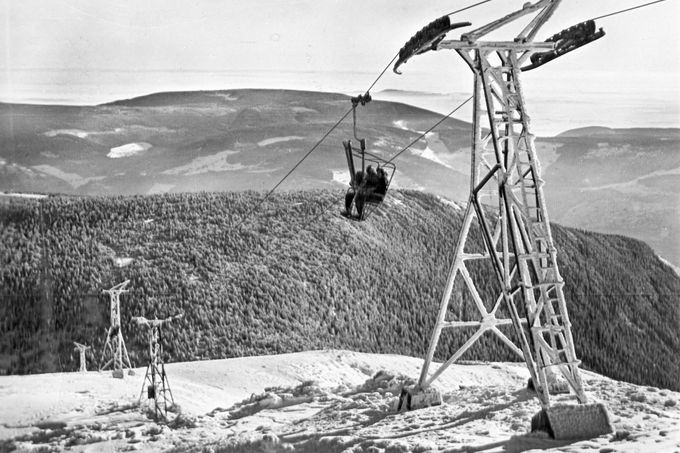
[99,280,134,378]
[134,312,183,420]
[393,0,613,440]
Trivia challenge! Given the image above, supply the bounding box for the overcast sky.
[1,0,678,104]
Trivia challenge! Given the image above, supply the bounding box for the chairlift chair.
[341,93,396,221]
[342,139,396,221]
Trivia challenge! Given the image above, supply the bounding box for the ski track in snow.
[1,350,678,453]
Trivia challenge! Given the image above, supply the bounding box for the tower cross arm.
[460,0,561,43]
[438,40,555,51]
[133,312,184,328]
[73,341,91,351]
[103,279,131,295]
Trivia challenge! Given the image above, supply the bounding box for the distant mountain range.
[1,89,678,266]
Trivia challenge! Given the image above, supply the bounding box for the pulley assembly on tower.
[522,19,605,71]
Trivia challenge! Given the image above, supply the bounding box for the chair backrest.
[344,140,357,186]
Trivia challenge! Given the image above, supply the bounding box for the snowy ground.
[1,350,678,453]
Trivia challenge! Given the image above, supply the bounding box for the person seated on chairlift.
[359,165,378,192]
[373,167,389,199]
[355,165,385,217]
[344,165,389,218]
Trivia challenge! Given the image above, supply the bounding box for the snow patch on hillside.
[291,106,318,113]
[45,128,126,139]
[393,120,409,130]
[0,192,48,199]
[658,255,680,277]
[437,195,462,210]
[147,183,175,194]
[411,145,452,168]
[107,142,152,158]
[113,257,133,268]
[258,136,304,147]
[372,137,390,148]
[581,166,680,192]
[162,150,256,175]
[406,131,462,171]
[332,169,350,186]
[44,129,90,138]
[393,120,424,133]
[212,92,238,101]
[31,165,105,188]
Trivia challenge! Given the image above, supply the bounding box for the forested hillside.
[1,190,678,391]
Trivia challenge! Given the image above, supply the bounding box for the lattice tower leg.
[78,350,87,372]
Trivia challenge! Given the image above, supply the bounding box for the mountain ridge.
[1,88,678,267]
[1,190,678,392]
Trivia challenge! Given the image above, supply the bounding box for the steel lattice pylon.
[99,280,134,378]
[397,4,614,430]
[134,313,182,420]
[418,45,587,407]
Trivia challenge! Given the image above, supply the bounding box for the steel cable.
[233,0,496,230]
[589,0,668,21]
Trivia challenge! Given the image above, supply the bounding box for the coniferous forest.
[1,190,678,391]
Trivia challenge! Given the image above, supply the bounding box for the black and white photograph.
[1,0,678,451]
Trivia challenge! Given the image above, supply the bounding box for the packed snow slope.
[1,190,679,394]
[1,89,678,265]
[1,350,679,453]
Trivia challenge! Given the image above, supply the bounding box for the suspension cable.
[366,54,399,95]
[385,95,473,165]
[233,107,353,230]
[444,0,494,18]
[366,0,495,93]
[589,0,668,21]
[233,0,494,229]
[300,0,668,226]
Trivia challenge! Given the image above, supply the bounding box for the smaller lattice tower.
[134,313,183,420]
[99,280,134,378]
[73,342,91,372]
